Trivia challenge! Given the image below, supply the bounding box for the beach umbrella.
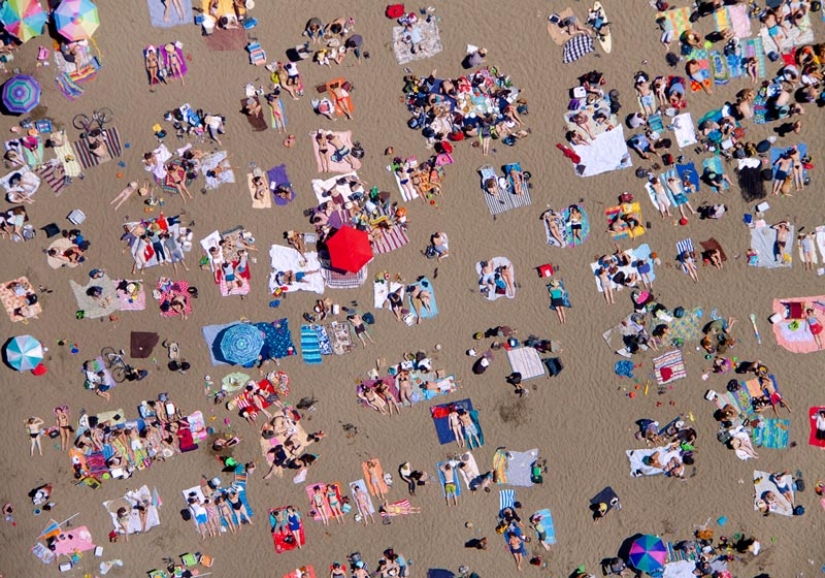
[1,74,41,114]
[53,0,99,41]
[0,0,48,42]
[326,226,373,273]
[5,334,43,371]
[628,534,667,575]
[217,323,264,367]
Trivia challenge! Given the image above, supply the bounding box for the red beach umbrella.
[326,226,373,273]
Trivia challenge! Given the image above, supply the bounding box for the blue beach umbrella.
[2,74,41,114]
[5,334,44,371]
[217,323,264,366]
[628,534,667,575]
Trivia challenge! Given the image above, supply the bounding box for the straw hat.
[165,43,176,53]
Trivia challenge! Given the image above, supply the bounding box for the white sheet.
[753,469,794,516]
[506,347,546,380]
[374,280,404,310]
[571,125,632,178]
[671,113,697,148]
[268,245,325,295]
[663,560,698,578]
[104,485,161,535]
[201,151,236,190]
[144,144,171,181]
[310,171,361,204]
[199,230,224,272]
[626,446,681,477]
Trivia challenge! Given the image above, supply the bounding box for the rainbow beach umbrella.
[53,0,99,41]
[628,534,667,575]
[1,74,40,114]
[4,334,44,371]
[0,0,47,43]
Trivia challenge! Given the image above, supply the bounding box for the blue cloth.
[615,360,635,378]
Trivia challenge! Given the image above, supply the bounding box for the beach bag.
[568,99,581,111]
[362,312,375,325]
[662,153,674,166]
[386,4,405,18]
[674,306,685,318]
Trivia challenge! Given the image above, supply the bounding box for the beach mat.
[371,226,409,255]
[753,470,794,516]
[247,172,272,209]
[653,349,687,385]
[300,324,322,365]
[266,164,296,206]
[483,183,532,216]
[72,127,123,170]
[752,418,790,449]
[325,78,355,117]
[436,461,462,497]
[590,486,620,513]
[35,161,67,195]
[0,276,42,322]
[771,296,825,353]
[476,256,515,301]
[749,223,794,268]
[322,266,368,289]
[70,274,120,319]
[545,205,590,248]
[348,479,376,514]
[203,27,247,51]
[809,407,825,448]
[115,279,146,311]
[430,399,482,446]
[562,34,594,64]
[269,506,305,553]
[146,0,192,27]
[408,276,438,320]
[506,347,546,380]
[304,482,344,522]
[531,508,556,545]
[241,97,269,132]
[311,130,361,174]
[699,238,727,262]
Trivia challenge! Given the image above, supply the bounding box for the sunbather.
[408,284,432,323]
[348,313,374,347]
[597,267,614,305]
[381,499,422,515]
[351,484,374,525]
[448,407,464,448]
[358,385,388,414]
[458,410,481,449]
[366,460,387,500]
[542,210,565,246]
[375,380,400,415]
[163,0,185,22]
[309,485,329,526]
[439,463,459,506]
[548,280,567,324]
[325,484,345,524]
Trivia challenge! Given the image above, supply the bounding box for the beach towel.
[809,407,825,448]
[495,448,539,487]
[203,27,247,51]
[544,205,590,248]
[480,171,533,216]
[436,461,462,497]
[256,319,295,361]
[0,276,42,322]
[322,266,368,289]
[753,470,794,516]
[157,279,191,319]
[159,43,187,82]
[500,489,516,511]
[685,49,712,93]
[389,163,419,202]
[653,349,687,385]
[115,279,147,311]
[315,325,332,355]
[590,486,620,514]
[770,295,825,353]
[265,96,287,129]
[701,157,729,192]
[752,418,790,449]
[562,34,595,64]
[146,0,192,27]
[725,3,752,38]
[71,274,120,319]
[430,399,482,446]
[269,246,325,295]
[709,51,729,85]
[362,459,390,497]
[266,164,296,206]
[571,124,632,177]
[50,131,82,177]
[408,277,438,321]
[283,568,316,578]
[35,160,67,195]
[476,257,515,301]
[506,346,546,381]
[699,238,727,264]
[300,325,322,365]
[590,243,656,293]
[741,37,766,78]
[269,507,305,553]
[241,97,269,132]
[247,171,272,209]
[201,151,235,190]
[325,78,355,117]
[312,130,361,173]
[327,321,354,355]
[374,280,404,310]
[103,485,161,535]
[304,482,344,522]
[627,446,680,477]
[816,227,825,263]
[310,171,361,205]
[371,226,409,255]
[670,112,697,148]
[529,508,556,545]
[770,143,808,182]
[605,202,645,240]
[657,6,692,37]
[503,162,529,196]
[392,18,443,65]
[72,128,122,170]
[749,222,794,268]
[546,8,576,45]
[676,238,695,272]
[349,479,376,514]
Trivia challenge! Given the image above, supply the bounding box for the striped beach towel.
[499,489,516,511]
[676,239,695,273]
[35,161,67,195]
[300,324,322,365]
[371,226,409,255]
[657,7,692,37]
[484,187,532,217]
[653,349,687,385]
[322,266,368,289]
[72,127,123,170]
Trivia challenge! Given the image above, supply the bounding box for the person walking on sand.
[25,416,44,456]
[440,462,459,507]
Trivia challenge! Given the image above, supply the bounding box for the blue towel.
[315,325,333,355]
[146,0,193,28]
[300,325,322,365]
[409,277,438,319]
[431,399,483,446]
[436,462,462,497]
[614,360,635,378]
[499,489,516,511]
[769,143,808,180]
[531,508,556,545]
[676,162,701,191]
[590,486,619,513]
[702,157,729,192]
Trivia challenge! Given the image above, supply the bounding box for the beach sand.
[1,1,824,576]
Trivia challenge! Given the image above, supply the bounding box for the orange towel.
[362,459,390,496]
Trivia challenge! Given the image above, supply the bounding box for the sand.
[1,1,824,577]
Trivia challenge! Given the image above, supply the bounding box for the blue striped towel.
[499,489,516,511]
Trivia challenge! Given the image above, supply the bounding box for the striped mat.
[300,324,323,365]
[72,127,123,170]
[322,266,368,289]
[35,161,67,195]
[653,349,687,385]
[484,188,532,217]
[499,489,516,511]
[371,226,409,255]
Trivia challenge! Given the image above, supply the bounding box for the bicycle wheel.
[96,107,114,125]
[100,347,117,367]
[72,113,91,132]
[111,365,127,384]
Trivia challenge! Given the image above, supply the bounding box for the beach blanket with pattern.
[492,448,539,487]
[304,482,345,522]
[115,279,147,311]
[715,3,752,38]
[771,296,825,353]
[562,34,594,64]
[753,470,794,516]
[157,279,191,319]
[72,128,123,170]
[749,222,794,268]
[606,202,645,240]
[544,205,590,248]
[653,349,687,385]
[590,243,656,293]
[753,418,790,449]
[35,160,67,195]
[71,274,120,320]
[0,276,42,322]
[371,226,409,255]
[657,6,692,37]
[392,18,443,65]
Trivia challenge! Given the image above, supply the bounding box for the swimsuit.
[444,482,456,494]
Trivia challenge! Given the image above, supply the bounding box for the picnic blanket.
[408,277,438,321]
[809,407,825,448]
[322,266,368,289]
[103,485,161,535]
[544,205,590,248]
[605,202,645,240]
[269,507,304,553]
[590,243,656,293]
[311,130,361,173]
[0,276,42,322]
[590,486,620,514]
[571,125,632,177]
[562,34,595,64]
[770,143,808,182]
[156,279,191,319]
[201,151,235,190]
[327,321,353,355]
[749,222,794,268]
[392,18,443,65]
[266,164,296,206]
[653,349,687,385]
[300,325,322,365]
[752,418,790,449]
[268,246,325,295]
[771,295,825,353]
[114,279,147,311]
[72,128,122,170]
[753,470,794,516]
[374,279,404,310]
[71,274,120,319]
[476,257,515,301]
[430,399,482,446]
[699,238,727,263]
[492,448,539,487]
[627,446,680,477]
[247,171,272,209]
[35,160,67,195]
[146,0,192,27]
[657,6,693,37]
[506,346,547,381]
[304,482,344,522]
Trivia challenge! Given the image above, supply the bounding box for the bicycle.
[100,347,147,383]
[72,107,114,139]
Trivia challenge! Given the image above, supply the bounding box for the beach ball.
[679,218,688,226]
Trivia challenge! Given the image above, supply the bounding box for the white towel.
[374,280,404,309]
[571,125,632,177]
[311,171,361,204]
[268,246,325,295]
[671,113,697,148]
